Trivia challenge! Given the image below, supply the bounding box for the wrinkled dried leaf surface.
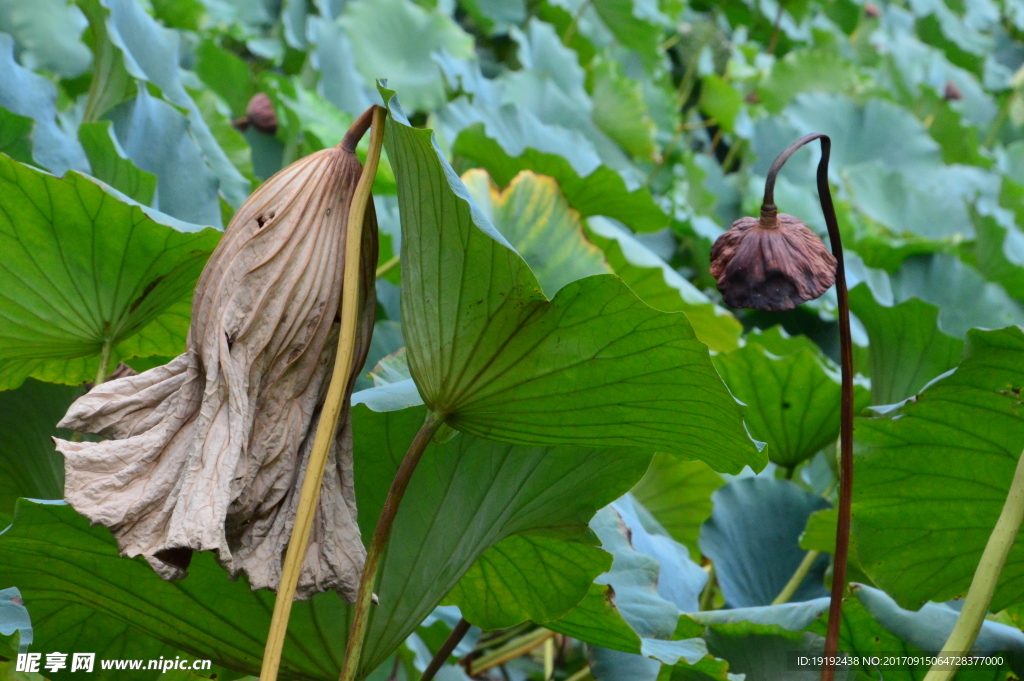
[54,143,377,601]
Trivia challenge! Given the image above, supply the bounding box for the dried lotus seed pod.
[710,209,837,312]
[53,112,379,602]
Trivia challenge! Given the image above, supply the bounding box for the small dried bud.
[710,211,836,312]
[234,93,278,134]
[943,80,963,101]
[54,116,379,601]
[864,2,880,18]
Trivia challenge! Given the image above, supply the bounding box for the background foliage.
[3,0,1024,678]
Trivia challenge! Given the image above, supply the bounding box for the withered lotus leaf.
[53,134,378,601]
[710,212,836,312]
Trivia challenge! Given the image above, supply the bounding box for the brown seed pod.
[710,210,836,311]
[53,114,378,601]
[944,80,964,101]
[234,93,278,134]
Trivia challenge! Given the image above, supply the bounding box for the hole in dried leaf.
[154,546,194,572]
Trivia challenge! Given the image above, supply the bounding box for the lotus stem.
[772,550,821,605]
[762,134,854,680]
[338,409,445,681]
[375,255,400,279]
[258,105,385,681]
[95,337,113,386]
[421,618,471,681]
[470,627,556,675]
[922,448,1024,681]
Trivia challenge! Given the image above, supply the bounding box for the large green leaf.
[445,533,611,630]
[713,327,870,467]
[461,168,610,298]
[849,283,963,405]
[585,217,741,353]
[630,453,724,558]
[0,153,220,389]
[0,401,650,679]
[354,406,651,674]
[0,499,347,681]
[0,107,33,165]
[0,380,79,527]
[853,327,1024,610]
[382,87,762,474]
[77,120,157,205]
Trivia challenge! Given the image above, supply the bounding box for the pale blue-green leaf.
[0,587,32,653]
[700,478,830,608]
[854,585,1024,668]
[338,0,474,113]
[0,35,89,176]
[106,88,223,227]
[307,15,375,118]
[689,599,832,632]
[889,253,1024,336]
[0,0,90,77]
[589,648,661,681]
[101,0,250,208]
[78,120,157,205]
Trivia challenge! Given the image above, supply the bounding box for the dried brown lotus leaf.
[710,213,836,312]
[53,138,378,601]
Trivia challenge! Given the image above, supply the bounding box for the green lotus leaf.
[462,168,610,298]
[0,380,79,527]
[713,327,870,467]
[382,86,762,474]
[630,453,724,558]
[0,153,220,389]
[585,217,741,353]
[853,326,1024,610]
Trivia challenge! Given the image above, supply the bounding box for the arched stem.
[763,133,854,680]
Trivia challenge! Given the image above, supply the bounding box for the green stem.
[338,410,445,681]
[375,255,400,279]
[699,563,717,611]
[922,448,1024,681]
[95,338,113,386]
[983,92,1016,148]
[772,550,821,605]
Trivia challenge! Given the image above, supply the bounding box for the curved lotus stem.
[762,134,854,680]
